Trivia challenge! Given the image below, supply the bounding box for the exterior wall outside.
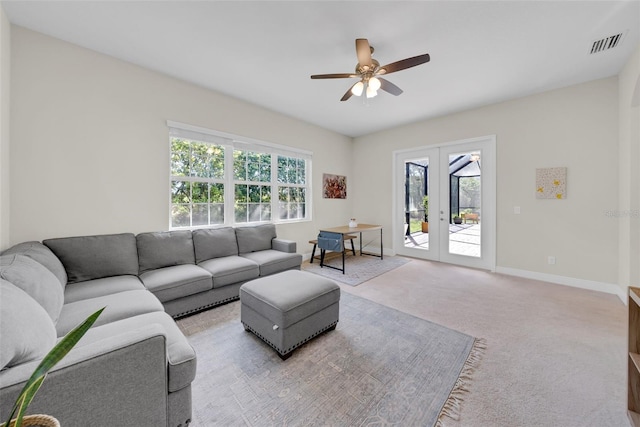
[0,5,10,251]
[618,43,640,293]
[353,77,620,286]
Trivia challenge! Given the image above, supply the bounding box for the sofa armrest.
[272,238,297,253]
[0,324,169,427]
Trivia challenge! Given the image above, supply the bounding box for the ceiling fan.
[310,38,430,101]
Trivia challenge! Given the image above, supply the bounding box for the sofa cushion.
[79,311,196,392]
[198,256,259,288]
[137,231,195,274]
[139,265,212,302]
[56,290,164,336]
[192,227,238,263]
[235,224,276,254]
[0,280,57,369]
[240,250,303,276]
[0,254,64,323]
[43,233,139,283]
[64,275,146,304]
[2,241,68,288]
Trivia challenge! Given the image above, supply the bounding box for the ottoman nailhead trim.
[242,320,338,357]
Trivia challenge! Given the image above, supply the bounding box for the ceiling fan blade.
[378,78,403,96]
[356,38,372,69]
[340,82,359,101]
[377,53,430,75]
[311,73,359,79]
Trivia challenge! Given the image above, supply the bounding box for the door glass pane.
[403,157,429,251]
[448,151,481,257]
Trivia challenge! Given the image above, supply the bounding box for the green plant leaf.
[3,307,104,427]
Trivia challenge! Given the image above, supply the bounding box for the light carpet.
[302,255,410,286]
[178,292,484,427]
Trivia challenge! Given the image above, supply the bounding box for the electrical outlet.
[548,256,556,265]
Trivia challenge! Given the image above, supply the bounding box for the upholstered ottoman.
[240,270,340,359]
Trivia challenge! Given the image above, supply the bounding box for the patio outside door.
[393,136,496,271]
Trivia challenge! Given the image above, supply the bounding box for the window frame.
[168,121,312,230]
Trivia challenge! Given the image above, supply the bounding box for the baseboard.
[495,266,626,304]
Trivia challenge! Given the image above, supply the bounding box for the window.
[168,122,312,229]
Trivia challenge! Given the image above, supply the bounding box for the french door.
[393,136,496,271]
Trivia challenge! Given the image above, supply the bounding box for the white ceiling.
[3,1,639,137]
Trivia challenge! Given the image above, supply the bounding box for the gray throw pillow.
[0,279,57,369]
[193,227,238,263]
[1,241,68,288]
[44,233,139,283]
[235,224,276,254]
[0,254,64,323]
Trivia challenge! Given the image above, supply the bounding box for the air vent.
[590,31,626,54]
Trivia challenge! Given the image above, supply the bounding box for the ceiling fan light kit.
[311,38,430,102]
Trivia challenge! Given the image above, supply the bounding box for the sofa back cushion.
[0,279,57,369]
[136,230,195,274]
[235,224,276,254]
[43,233,139,283]
[0,254,64,322]
[192,227,238,263]
[1,241,68,288]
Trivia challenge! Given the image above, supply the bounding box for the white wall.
[0,5,9,251]
[353,77,620,288]
[9,26,353,253]
[619,44,640,293]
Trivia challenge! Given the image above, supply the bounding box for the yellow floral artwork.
[536,167,567,199]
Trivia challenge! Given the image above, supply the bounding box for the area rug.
[302,255,410,286]
[178,292,485,427]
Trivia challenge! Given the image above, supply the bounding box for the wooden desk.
[319,224,383,260]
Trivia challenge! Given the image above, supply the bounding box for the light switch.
[514,206,521,214]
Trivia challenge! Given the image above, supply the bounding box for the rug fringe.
[435,337,486,427]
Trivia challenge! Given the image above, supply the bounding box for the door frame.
[392,135,496,271]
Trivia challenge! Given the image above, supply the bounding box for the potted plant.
[421,195,429,233]
[2,308,104,427]
[453,215,463,225]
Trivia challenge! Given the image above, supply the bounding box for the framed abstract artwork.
[323,173,347,199]
[536,167,567,199]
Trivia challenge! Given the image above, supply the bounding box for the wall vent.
[590,31,626,54]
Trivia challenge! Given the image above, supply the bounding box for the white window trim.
[168,121,313,229]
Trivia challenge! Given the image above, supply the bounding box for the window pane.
[261,204,271,221]
[260,163,271,182]
[235,204,248,223]
[171,139,190,176]
[235,185,248,203]
[171,181,190,204]
[248,203,261,222]
[191,143,209,177]
[171,204,190,227]
[192,204,208,226]
[211,183,224,203]
[192,182,208,203]
[233,151,247,180]
[209,145,225,179]
[210,203,224,224]
[261,185,271,203]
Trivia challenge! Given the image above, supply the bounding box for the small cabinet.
[628,287,640,425]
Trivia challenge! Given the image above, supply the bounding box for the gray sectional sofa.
[0,224,302,427]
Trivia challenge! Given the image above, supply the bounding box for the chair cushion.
[64,275,146,304]
[44,233,139,283]
[198,255,259,288]
[2,241,68,288]
[136,231,195,274]
[240,271,340,329]
[0,280,57,369]
[240,250,302,276]
[0,254,64,323]
[235,224,276,254]
[139,264,212,302]
[56,290,164,336]
[192,227,238,263]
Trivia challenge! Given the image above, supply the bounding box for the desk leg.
[359,232,363,256]
[380,228,383,260]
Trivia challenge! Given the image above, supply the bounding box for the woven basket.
[5,415,60,427]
